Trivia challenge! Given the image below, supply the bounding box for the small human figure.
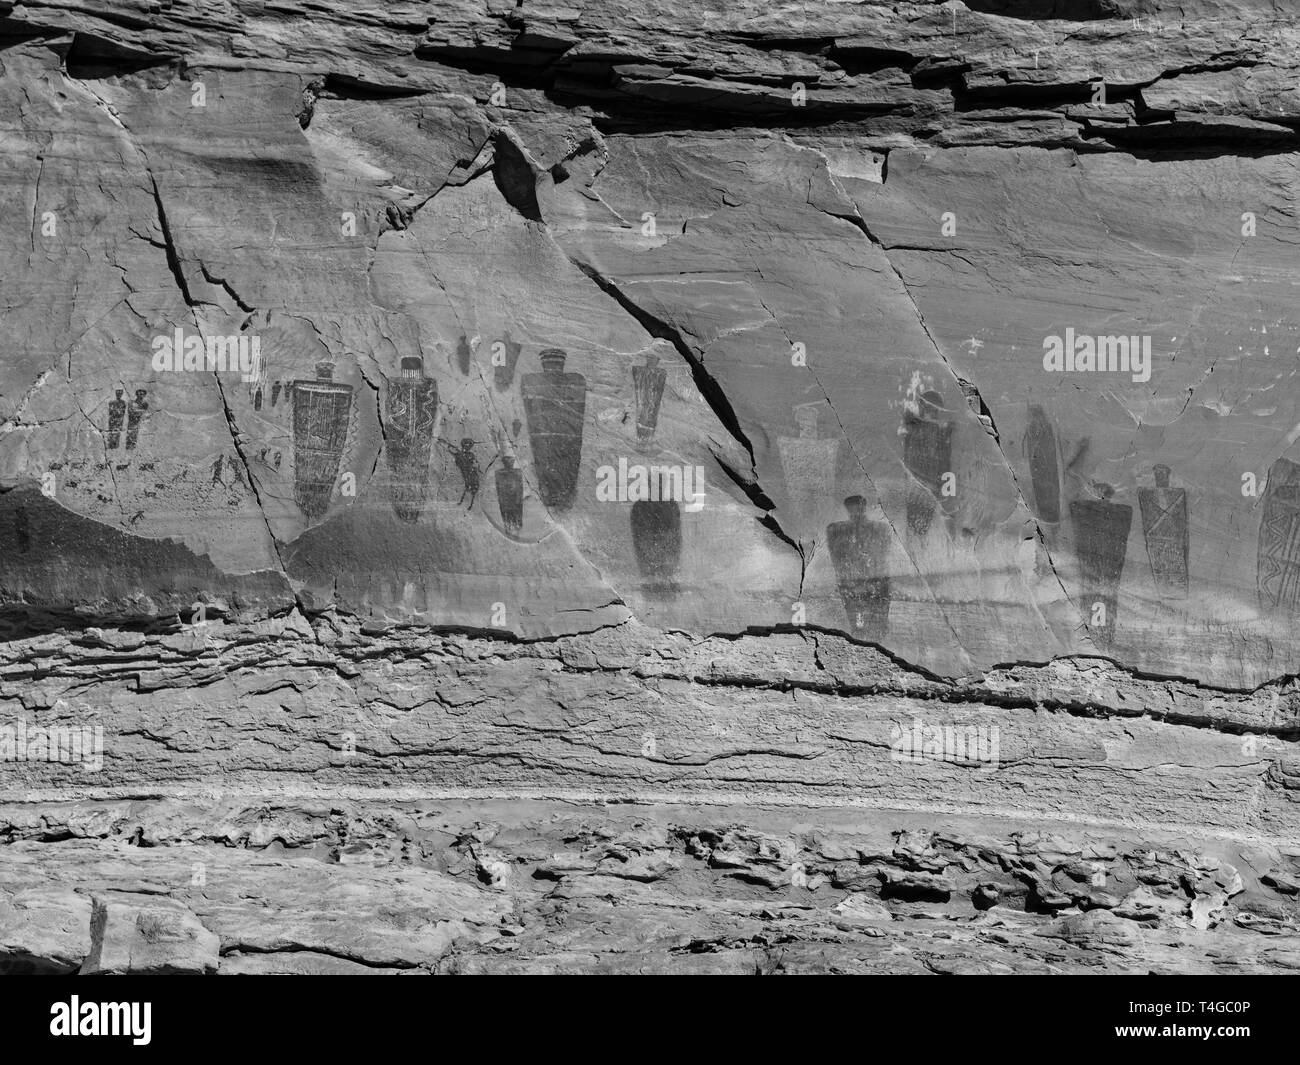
[438,436,497,509]
[254,386,264,411]
[272,380,282,407]
[126,389,148,450]
[107,389,126,449]
[212,455,225,484]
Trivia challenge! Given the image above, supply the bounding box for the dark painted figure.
[1257,457,1300,613]
[1138,464,1188,598]
[826,495,892,640]
[902,390,953,537]
[631,476,681,591]
[633,352,667,441]
[126,389,148,451]
[271,381,282,407]
[290,361,353,522]
[521,348,587,512]
[1070,482,1132,645]
[107,389,126,449]
[494,335,522,391]
[496,454,524,531]
[456,335,472,377]
[439,437,493,508]
[1025,404,1061,524]
[254,386,263,411]
[385,355,439,523]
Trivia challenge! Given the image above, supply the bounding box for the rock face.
[1,0,1298,973]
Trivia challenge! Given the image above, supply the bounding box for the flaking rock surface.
[0,0,1298,973]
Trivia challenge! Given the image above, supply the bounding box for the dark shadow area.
[961,0,1132,18]
[62,31,176,80]
[0,485,293,635]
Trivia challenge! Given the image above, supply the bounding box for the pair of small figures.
[107,389,149,450]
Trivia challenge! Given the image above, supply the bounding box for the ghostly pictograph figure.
[521,348,587,512]
[776,403,839,544]
[385,356,439,524]
[1257,457,1300,613]
[902,390,953,538]
[1070,481,1132,645]
[290,361,353,522]
[1138,464,1188,598]
[1024,404,1061,525]
[827,495,892,640]
[632,352,667,441]
[493,334,522,391]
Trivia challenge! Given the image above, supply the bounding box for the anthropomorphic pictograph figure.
[107,389,126,449]
[125,389,148,451]
[439,436,498,509]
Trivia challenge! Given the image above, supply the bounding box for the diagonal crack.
[559,252,804,560]
[210,371,298,598]
[71,77,297,603]
[146,174,205,309]
[199,263,255,314]
[806,182,1078,632]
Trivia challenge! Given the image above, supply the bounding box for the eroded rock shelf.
[1,0,1298,974]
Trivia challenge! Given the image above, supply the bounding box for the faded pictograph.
[777,402,839,543]
[521,348,586,512]
[493,334,522,391]
[46,378,262,541]
[1024,403,1061,525]
[901,390,953,538]
[1257,457,1300,613]
[290,361,354,522]
[385,356,439,524]
[632,352,667,442]
[1070,481,1132,645]
[1138,464,1188,598]
[827,495,891,641]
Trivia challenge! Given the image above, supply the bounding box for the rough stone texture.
[1,0,1299,973]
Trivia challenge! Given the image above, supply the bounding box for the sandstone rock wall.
[1,0,1298,973]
